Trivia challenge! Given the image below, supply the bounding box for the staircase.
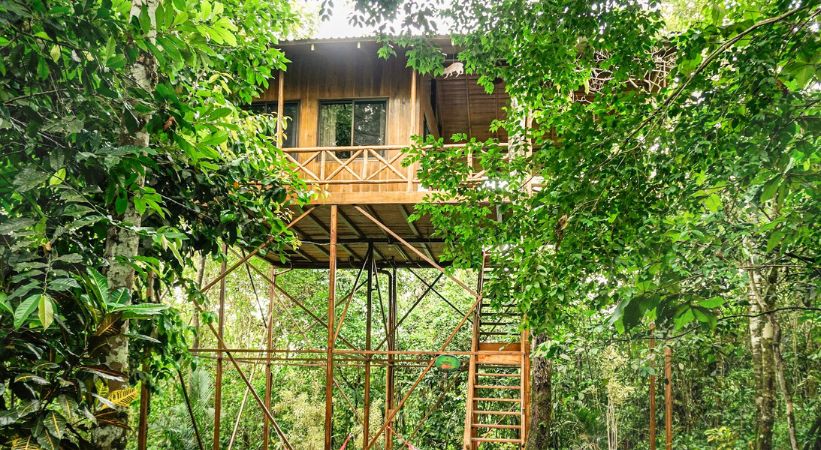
[464,259,530,449]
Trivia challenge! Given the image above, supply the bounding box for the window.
[248,101,299,148]
[318,100,386,157]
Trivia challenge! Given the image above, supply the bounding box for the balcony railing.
[284,143,513,194]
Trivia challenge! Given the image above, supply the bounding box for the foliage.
[0,0,306,446]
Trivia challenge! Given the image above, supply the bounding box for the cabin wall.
[258,43,419,147]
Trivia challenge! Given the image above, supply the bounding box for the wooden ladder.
[464,258,530,449]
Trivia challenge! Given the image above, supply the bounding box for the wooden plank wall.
[256,41,509,196]
[436,75,509,143]
[258,42,419,195]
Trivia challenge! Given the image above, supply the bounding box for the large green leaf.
[110,303,169,319]
[14,294,41,329]
[38,294,54,329]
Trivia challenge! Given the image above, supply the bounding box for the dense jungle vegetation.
[1,0,819,449]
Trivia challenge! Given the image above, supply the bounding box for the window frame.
[317,98,388,153]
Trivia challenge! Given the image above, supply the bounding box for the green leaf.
[85,268,109,305]
[13,166,50,193]
[14,294,41,329]
[0,292,11,315]
[48,277,80,292]
[110,303,169,319]
[49,45,61,62]
[760,177,780,202]
[702,194,722,212]
[766,230,785,252]
[37,56,49,79]
[43,410,66,439]
[697,296,724,308]
[38,294,54,329]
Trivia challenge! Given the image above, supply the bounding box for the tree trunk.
[92,1,157,448]
[527,333,552,450]
[748,268,777,450]
[773,319,799,450]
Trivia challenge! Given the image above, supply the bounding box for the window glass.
[353,101,386,146]
[319,100,386,150]
[318,102,352,147]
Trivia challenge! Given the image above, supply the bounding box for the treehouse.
[196,37,530,450]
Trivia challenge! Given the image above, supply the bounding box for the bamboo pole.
[213,246,227,450]
[363,244,373,449]
[649,323,657,450]
[385,268,397,450]
[664,346,672,450]
[262,268,276,450]
[325,205,338,450]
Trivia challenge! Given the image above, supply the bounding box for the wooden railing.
[284,143,513,194]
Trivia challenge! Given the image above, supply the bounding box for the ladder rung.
[472,423,522,429]
[475,385,521,390]
[473,397,521,402]
[473,410,520,416]
[479,321,516,326]
[480,332,517,336]
[471,438,523,443]
[477,372,520,378]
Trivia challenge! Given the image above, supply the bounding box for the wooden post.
[385,268,397,450]
[649,324,657,450]
[276,70,285,148]
[325,205,338,450]
[363,244,373,449]
[664,346,672,450]
[213,247,227,450]
[262,268,277,450]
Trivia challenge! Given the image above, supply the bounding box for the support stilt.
[363,244,373,449]
[649,324,656,450]
[325,205,338,450]
[664,346,672,450]
[213,246,227,450]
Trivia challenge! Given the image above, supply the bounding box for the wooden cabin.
[254,37,511,269]
[247,37,529,450]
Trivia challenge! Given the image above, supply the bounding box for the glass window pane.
[282,102,298,148]
[353,101,386,146]
[319,103,353,147]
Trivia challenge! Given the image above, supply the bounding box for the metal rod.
[325,204,338,450]
[213,246,227,450]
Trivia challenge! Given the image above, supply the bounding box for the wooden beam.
[337,208,388,261]
[325,205,338,450]
[354,206,479,298]
[399,205,434,261]
[364,205,412,262]
[192,287,294,449]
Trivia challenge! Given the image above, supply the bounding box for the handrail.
[283,142,517,193]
